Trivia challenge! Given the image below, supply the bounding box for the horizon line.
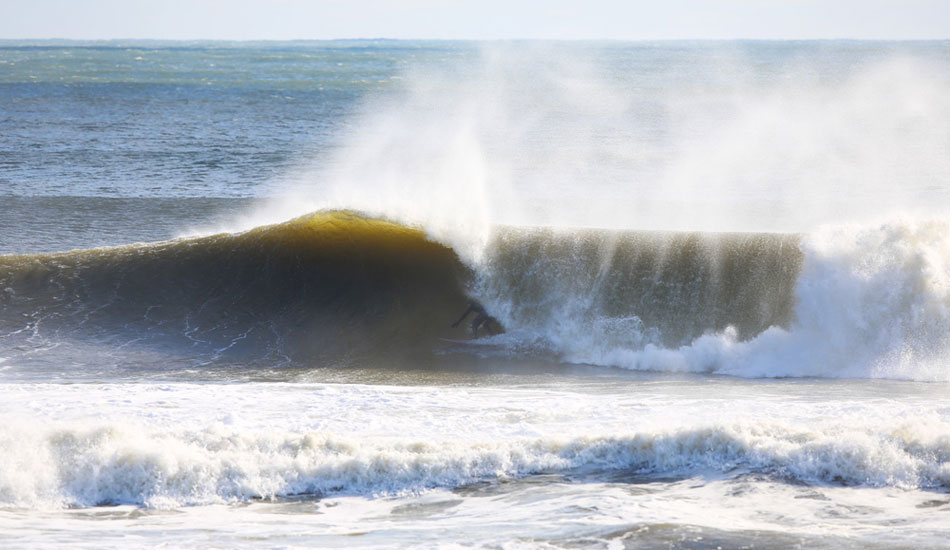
[1,37,948,43]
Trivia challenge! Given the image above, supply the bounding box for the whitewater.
[1,40,949,549]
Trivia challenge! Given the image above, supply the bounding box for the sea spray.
[518,218,950,381]
[207,44,950,247]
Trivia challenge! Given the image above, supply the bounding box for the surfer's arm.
[451,306,474,328]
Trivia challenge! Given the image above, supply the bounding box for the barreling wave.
[0,209,802,372]
[2,210,949,380]
[0,211,472,370]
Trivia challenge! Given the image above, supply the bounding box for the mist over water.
[235,41,950,240]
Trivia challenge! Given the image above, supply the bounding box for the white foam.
[510,218,950,381]
[1,381,948,509]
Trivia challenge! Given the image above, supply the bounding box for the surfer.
[451,299,496,337]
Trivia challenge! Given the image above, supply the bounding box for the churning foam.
[526,218,950,381]
[1,381,948,510]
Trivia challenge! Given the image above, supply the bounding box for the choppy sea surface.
[2,39,950,549]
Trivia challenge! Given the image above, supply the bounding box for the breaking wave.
[2,415,948,509]
[477,219,950,381]
[0,211,471,370]
[1,210,948,380]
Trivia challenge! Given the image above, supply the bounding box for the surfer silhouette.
[451,299,496,337]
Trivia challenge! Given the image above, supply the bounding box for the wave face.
[0,210,801,371]
[2,211,949,380]
[0,211,471,370]
[479,227,802,348]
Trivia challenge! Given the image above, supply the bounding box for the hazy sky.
[1,0,948,40]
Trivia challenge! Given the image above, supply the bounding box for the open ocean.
[1,39,950,549]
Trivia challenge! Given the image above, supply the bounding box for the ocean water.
[1,39,950,549]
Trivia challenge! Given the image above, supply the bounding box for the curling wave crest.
[2,211,949,380]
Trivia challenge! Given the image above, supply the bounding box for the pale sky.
[1,0,948,41]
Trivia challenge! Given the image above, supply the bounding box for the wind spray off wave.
[488,219,950,381]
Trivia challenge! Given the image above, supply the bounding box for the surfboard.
[439,338,479,345]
